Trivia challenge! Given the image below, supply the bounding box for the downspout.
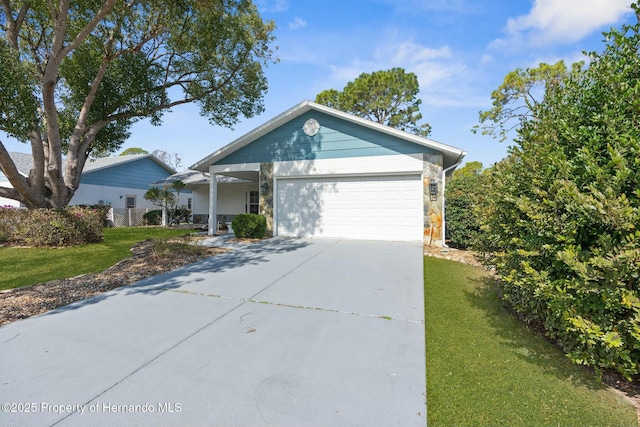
[441,153,466,248]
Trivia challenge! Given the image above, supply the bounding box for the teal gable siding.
[215,112,436,165]
[80,158,171,189]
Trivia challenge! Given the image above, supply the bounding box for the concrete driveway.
[0,238,426,426]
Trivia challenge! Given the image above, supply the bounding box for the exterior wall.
[81,157,172,189]
[423,153,444,245]
[70,183,191,209]
[70,184,154,209]
[0,179,21,208]
[215,111,437,165]
[191,186,210,215]
[217,182,258,215]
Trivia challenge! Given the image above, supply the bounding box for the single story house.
[188,101,466,244]
[71,154,182,209]
[1,153,184,210]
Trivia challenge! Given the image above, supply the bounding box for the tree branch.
[60,0,117,57]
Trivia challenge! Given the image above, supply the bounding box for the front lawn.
[424,256,637,426]
[0,227,192,291]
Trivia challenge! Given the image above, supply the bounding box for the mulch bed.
[0,240,227,326]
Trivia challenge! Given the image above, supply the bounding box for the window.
[247,191,259,214]
[187,198,192,210]
[125,195,136,209]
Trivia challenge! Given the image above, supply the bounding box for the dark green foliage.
[315,68,431,137]
[0,207,104,246]
[143,182,190,225]
[172,207,191,225]
[477,7,640,378]
[232,214,266,239]
[143,209,163,226]
[445,170,487,249]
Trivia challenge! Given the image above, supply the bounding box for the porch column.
[208,172,218,236]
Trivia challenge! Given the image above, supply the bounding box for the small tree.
[153,150,182,171]
[143,180,187,225]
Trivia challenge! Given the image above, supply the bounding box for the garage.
[276,174,423,241]
[193,101,466,246]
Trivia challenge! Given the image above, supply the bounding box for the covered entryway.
[275,174,423,241]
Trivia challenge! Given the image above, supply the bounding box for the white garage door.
[276,175,423,241]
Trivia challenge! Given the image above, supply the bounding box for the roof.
[83,154,176,174]
[3,152,33,177]
[153,170,249,186]
[3,152,176,176]
[191,100,467,172]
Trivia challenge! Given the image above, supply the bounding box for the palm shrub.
[477,9,640,379]
[232,214,266,239]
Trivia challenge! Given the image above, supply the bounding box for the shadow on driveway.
[40,237,311,319]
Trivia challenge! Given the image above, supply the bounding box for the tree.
[315,68,431,137]
[0,0,276,209]
[451,161,483,179]
[144,179,187,225]
[152,150,182,171]
[120,147,148,156]
[477,5,640,378]
[472,61,582,141]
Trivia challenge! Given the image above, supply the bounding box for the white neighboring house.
[0,152,188,212]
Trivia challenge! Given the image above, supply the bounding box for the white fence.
[108,208,156,227]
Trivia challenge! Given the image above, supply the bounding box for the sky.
[1,0,637,170]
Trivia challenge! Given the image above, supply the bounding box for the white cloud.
[500,0,632,47]
[289,17,307,30]
[255,0,288,13]
[321,39,476,108]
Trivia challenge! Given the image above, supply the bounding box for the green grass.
[0,227,192,291]
[424,256,637,427]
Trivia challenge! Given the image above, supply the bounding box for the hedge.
[0,206,104,246]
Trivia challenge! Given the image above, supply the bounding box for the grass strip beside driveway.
[424,256,637,427]
[0,227,191,291]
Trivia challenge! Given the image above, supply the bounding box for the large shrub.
[445,164,489,249]
[232,214,266,239]
[477,11,640,379]
[143,209,162,225]
[0,206,104,246]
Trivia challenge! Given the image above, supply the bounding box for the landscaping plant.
[444,162,488,249]
[476,6,640,379]
[0,206,103,246]
[232,214,266,239]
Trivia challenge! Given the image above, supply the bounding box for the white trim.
[210,163,261,174]
[274,155,423,178]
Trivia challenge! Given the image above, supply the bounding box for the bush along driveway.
[424,256,637,427]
